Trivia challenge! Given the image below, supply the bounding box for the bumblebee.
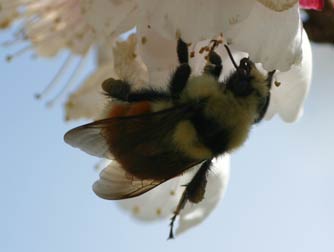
[64,39,275,238]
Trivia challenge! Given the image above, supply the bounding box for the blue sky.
[0,26,333,252]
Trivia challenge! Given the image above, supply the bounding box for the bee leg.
[169,64,191,99]
[127,90,170,102]
[102,77,170,102]
[204,50,223,79]
[102,78,131,101]
[177,38,189,64]
[254,95,270,124]
[253,70,275,124]
[168,159,212,239]
[169,39,192,99]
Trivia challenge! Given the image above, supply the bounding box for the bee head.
[224,45,269,98]
[225,57,254,97]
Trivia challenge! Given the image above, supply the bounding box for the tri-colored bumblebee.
[64,39,275,238]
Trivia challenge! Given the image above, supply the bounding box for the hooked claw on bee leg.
[204,50,223,79]
[168,190,188,239]
[203,39,223,79]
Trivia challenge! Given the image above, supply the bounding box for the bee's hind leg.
[168,159,212,239]
[102,78,131,101]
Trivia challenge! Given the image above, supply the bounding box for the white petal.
[112,34,148,87]
[118,156,230,235]
[225,2,302,72]
[136,23,178,88]
[176,156,230,235]
[137,1,301,72]
[257,0,298,11]
[136,27,247,88]
[136,0,257,42]
[265,29,312,122]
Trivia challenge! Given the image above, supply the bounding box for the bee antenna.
[224,45,238,70]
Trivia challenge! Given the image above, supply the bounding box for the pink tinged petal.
[299,0,324,10]
[65,35,148,121]
[65,63,116,121]
[0,0,21,28]
[226,2,302,72]
[118,156,230,235]
[81,0,138,44]
[265,29,312,122]
[23,0,95,57]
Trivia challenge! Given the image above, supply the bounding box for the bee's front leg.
[169,39,192,99]
[204,50,223,79]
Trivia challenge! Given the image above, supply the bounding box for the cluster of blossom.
[0,0,324,235]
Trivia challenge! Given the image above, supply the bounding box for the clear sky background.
[0,26,333,252]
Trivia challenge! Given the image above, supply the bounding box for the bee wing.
[64,126,113,159]
[65,103,204,180]
[64,104,194,159]
[92,161,166,200]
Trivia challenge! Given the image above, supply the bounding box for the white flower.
[3,0,137,57]
[63,1,311,235]
[2,0,137,104]
[99,156,230,236]
[3,0,310,120]
[2,0,313,236]
[23,0,94,57]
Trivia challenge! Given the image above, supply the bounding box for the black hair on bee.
[64,38,275,239]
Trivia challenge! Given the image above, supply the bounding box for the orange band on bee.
[126,101,152,116]
[108,104,130,117]
[108,101,152,118]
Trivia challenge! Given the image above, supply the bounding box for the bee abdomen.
[172,120,213,160]
[190,112,230,156]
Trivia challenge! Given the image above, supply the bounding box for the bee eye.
[239,58,251,75]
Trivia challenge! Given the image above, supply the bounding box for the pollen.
[275,81,281,87]
[199,47,206,54]
[141,36,147,45]
[156,208,162,216]
[132,205,140,215]
[170,190,176,196]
